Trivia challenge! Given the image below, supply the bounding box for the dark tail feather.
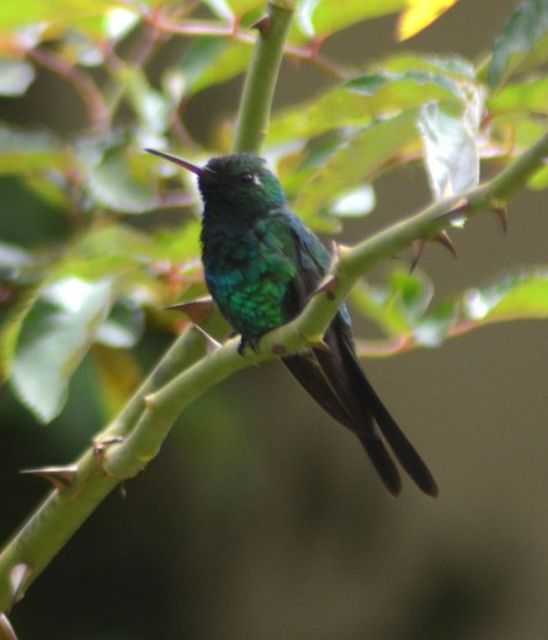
[333,332,438,497]
[282,354,402,496]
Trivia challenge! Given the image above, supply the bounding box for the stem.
[232,1,295,153]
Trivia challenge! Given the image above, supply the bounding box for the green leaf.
[10,276,114,422]
[178,38,250,95]
[0,58,35,96]
[351,268,433,336]
[528,164,548,189]
[296,0,405,38]
[95,296,145,348]
[488,77,548,115]
[418,87,483,201]
[0,126,64,172]
[0,242,35,287]
[294,110,420,223]
[86,151,158,214]
[0,0,114,30]
[488,0,548,87]
[413,299,457,346]
[464,270,548,324]
[269,68,464,143]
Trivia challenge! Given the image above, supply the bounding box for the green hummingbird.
[147,149,438,497]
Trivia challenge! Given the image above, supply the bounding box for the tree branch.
[233,1,295,153]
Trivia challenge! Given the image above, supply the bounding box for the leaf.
[178,38,250,95]
[86,151,158,214]
[296,0,406,38]
[351,268,434,336]
[93,344,142,417]
[488,0,548,87]
[330,184,375,217]
[95,296,145,348]
[488,77,548,115]
[269,67,464,143]
[418,86,484,201]
[464,270,548,324]
[294,110,420,223]
[0,58,35,96]
[528,165,548,190]
[397,0,459,41]
[0,0,113,30]
[0,126,64,172]
[10,276,114,423]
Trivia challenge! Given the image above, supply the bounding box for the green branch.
[233,1,294,153]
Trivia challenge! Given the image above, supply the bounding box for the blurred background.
[2,0,548,638]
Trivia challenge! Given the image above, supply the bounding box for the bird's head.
[146,150,286,216]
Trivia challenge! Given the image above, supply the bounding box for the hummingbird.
[147,149,438,497]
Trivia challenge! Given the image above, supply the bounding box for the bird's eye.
[239,172,255,185]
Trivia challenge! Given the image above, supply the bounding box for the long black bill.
[145,148,215,178]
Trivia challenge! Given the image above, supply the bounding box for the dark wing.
[280,213,437,497]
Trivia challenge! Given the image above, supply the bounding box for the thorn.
[493,205,508,234]
[192,323,222,351]
[0,614,18,640]
[435,230,458,260]
[118,483,128,500]
[410,239,425,272]
[167,296,213,326]
[19,465,78,491]
[334,242,351,258]
[311,339,331,352]
[250,14,271,36]
[9,563,32,606]
[315,275,337,300]
[93,436,124,457]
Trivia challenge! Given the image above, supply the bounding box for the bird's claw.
[237,335,261,355]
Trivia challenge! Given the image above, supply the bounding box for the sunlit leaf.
[86,151,158,214]
[488,0,548,87]
[295,110,420,223]
[528,165,548,190]
[464,271,548,323]
[0,58,35,96]
[10,276,114,422]
[397,0,459,41]
[488,77,548,115]
[203,0,234,21]
[296,0,405,38]
[103,7,139,40]
[95,296,145,348]
[0,0,113,30]
[418,85,483,201]
[269,69,464,143]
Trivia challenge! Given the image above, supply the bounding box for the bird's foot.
[237,335,261,355]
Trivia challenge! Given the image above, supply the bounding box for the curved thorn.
[410,239,425,272]
[435,230,458,260]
